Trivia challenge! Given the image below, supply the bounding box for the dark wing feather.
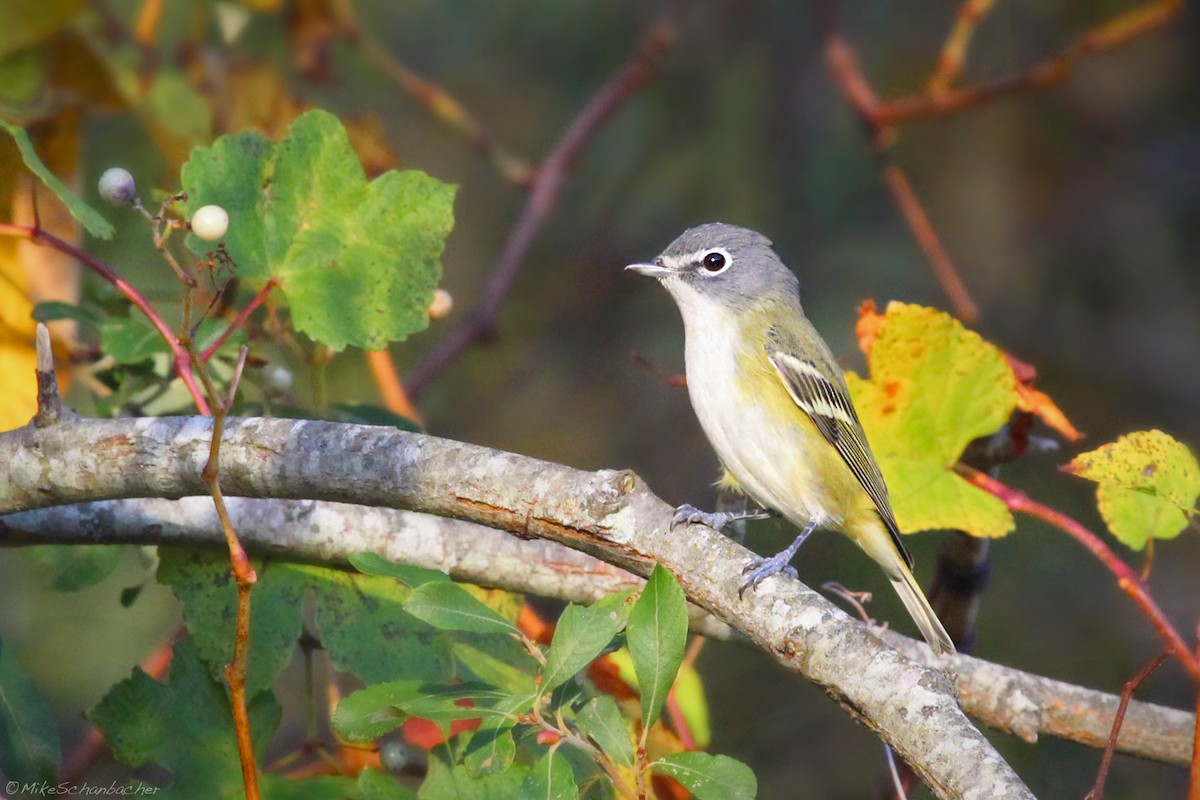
[767,348,913,569]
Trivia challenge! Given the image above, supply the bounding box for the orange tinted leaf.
[1005,352,1083,442]
[1016,383,1082,442]
[847,302,1017,537]
[854,298,884,357]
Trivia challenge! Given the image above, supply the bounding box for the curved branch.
[2,497,733,639]
[3,495,1193,769]
[0,415,1029,798]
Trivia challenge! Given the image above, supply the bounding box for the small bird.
[627,223,955,655]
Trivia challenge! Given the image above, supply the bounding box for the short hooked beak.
[625,261,676,278]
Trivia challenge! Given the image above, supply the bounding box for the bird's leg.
[712,493,762,543]
[671,502,773,535]
[739,519,819,597]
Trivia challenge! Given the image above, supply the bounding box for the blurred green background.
[2,1,1199,797]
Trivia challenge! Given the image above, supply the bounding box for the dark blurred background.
[3,1,1199,797]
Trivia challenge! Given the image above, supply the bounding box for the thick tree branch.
[0,414,1030,798]
[3,495,1193,770]
[0,496,727,640]
[887,634,1191,768]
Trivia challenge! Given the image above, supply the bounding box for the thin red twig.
[0,223,212,415]
[200,279,277,362]
[405,3,687,396]
[1192,630,1200,800]
[1088,650,1169,800]
[960,466,1200,680]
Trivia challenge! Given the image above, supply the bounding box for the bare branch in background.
[817,0,1182,322]
[406,3,687,396]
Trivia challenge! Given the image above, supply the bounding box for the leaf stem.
[1089,650,1169,800]
[191,334,260,800]
[959,466,1200,680]
[200,278,277,362]
[1191,630,1200,800]
[365,349,423,425]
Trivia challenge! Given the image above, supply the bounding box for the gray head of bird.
[626,222,801,314]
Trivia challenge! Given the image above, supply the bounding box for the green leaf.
[398,683,508,725]
[419,744,529,799]
[846,302,1017,537]
[1066,430,1200,549]
[349,553,449,588]
[101,316,168,365]
[626,564,687,728]
[452,638,539,694]
[306,565,454,684]
[158,550,306,696]
[181,109,456,350]
[32,300,103,327]
[652,752,756,800]
[159,551,453,695]
[260,774,365,800]
[89,638,281,797]
[29,544,124,591]
[574,696,634,769]
[332,681,423,742]
[0,637,60,784]
[462,726,516,778]
[0,120,114,239]
[539,591,632,693]
[403,582,521,636]
[358,767,418,800]
[520,749,579,800]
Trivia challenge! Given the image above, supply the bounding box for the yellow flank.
[715,468,743,494]
[729,322,860,522]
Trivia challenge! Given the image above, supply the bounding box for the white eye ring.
[698,247,732,275]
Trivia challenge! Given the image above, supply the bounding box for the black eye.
[702,252,726,272]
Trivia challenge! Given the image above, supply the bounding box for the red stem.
[1089,650,1169,800]
[0,223,212,415]
[200,279,277,362]
[960,467,1200,680]
[1192,631,1200,800]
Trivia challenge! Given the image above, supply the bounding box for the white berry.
[379,741,409,772]
[98,168,137,205]
[191,205,229,241]
[427,288,453,320]
[263,363,294,393]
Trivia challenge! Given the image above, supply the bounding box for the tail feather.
[889,564,956,656]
